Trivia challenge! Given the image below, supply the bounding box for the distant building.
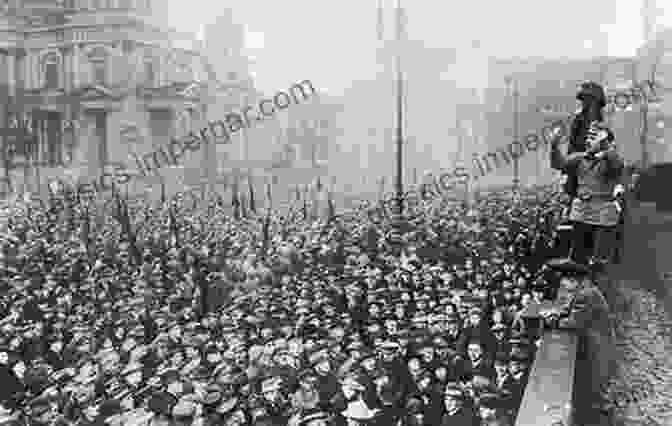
[636,27,670,165]
[0,0,214,197]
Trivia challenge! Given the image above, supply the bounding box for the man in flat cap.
[440,384,479,426]
[543,257,614,423]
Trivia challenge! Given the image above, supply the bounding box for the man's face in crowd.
[330,327,345,341]
[288,341,303,357]
[169,326,182,340]
[12,361,26,378]
[420,349,434,364]
[185,346,199,359]
[447,322,459,335]
[207,351,222,364]
[34,404,57,424]
[315,360,331,375]
[510,360,525,375]
[494,362,508,377]
[469,313,481,326]
[114,327,125,339]
[341,382,359,400]
[418,376,432,392]
[467,343,483,362]
[171,351,184,366]
[361,357,376,372]
[83,404,98,420]
[381,349,396,362]
[0,351,8,365]
[9,337,21,350]
[444,395,461,412]
[263,388,280,403]
[492,310,504,324]
[521,293,532,307]
[560,276,581,291]
[261,328,273,340]
[125,371,143,386]
[121,337,136,352]
[408,358,422,377]
[167,380,183,395]
[479,405,497,420]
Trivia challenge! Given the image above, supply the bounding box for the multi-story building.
[636,27,670,166]
[0,0,214,197]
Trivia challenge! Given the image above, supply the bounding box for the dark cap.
[478,393,501,409]
[577,81,606,108]
[545,258,590,277]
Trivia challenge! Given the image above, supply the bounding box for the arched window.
[88,46,109,85]
[42,52,60,89]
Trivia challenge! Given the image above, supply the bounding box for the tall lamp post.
[394,0,405,218]
[504,75,521,192]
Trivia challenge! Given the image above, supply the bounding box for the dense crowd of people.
[0,183,574,426]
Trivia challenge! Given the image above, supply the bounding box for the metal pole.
[641,90,649,169]
[513,78,520,191]
[395,0,404,217]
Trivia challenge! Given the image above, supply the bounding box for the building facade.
[636,27,670,166]
[0,0,213,197]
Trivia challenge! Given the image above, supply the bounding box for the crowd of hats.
[0,184,566,425]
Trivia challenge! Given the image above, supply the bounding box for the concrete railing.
[515,329,577,426]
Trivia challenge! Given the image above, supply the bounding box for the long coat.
[551,147,623,227]
[559,283,615,403]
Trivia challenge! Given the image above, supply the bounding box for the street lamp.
[394,0,405,219]
[504,75,520,192]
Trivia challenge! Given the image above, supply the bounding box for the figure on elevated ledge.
[550,83,624,266]
[542,258,615,425]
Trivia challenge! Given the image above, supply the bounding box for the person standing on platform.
[550,86,624,266]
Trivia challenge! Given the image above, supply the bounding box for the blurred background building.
[0,0,213,197]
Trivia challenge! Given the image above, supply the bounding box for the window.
[177,111,191,136]
[88,47,108,85]
[42,53,60,89]
[144,57,155,86]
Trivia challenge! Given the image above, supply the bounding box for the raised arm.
[550,143,586,172]
[558,292,593,330]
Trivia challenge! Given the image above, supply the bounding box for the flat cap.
[545,258,590,276]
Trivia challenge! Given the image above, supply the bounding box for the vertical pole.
[395,0,404,217]
[641,90,649,169]
[513,78,520,192]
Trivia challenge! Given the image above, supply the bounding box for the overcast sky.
[165,0,670,95]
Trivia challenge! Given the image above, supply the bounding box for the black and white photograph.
[0,1,669,425]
